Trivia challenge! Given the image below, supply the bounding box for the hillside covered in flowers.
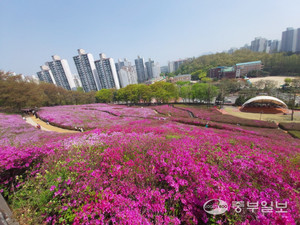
[0,104,299,225]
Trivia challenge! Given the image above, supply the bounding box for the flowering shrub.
[37,105,143,130]
[279,122,300,131]
[175,106,278,128]
[0,113,58,146]
[175,105,221,119]
[211,114,277,128]
[0,106,300,224]
[0,113,71,195]
[171,117,261,135]
[151,105,190,118]
[83,104,156,118]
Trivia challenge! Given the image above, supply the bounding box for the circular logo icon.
[203,199,228,215]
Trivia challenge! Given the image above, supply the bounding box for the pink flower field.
[151,105,190,118]
[37,104,157,130]
[0,105,299,225]
[0,113,59,146]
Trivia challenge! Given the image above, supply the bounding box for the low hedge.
[209,114,278,129]
[151,105,190,118]
[288,130,300,139]
[171,118,258,135]
[279,122,300,131]
[175,106,278,129]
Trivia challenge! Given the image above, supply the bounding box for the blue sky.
[0,0,300,76]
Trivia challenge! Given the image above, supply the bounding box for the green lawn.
[223,106,300,123]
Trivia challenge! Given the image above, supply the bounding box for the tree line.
[96,82,178,104]
[4,69,297,113]
[0,71,95,112]
[175,49,300,78]
[0,71,221,112]
[95,81,219,105]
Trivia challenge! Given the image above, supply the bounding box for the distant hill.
[175,49,300,76]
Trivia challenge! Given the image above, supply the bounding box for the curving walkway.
[25,116,79,133]
[0,193,19,225]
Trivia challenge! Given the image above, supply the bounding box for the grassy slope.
[223,106,300,123]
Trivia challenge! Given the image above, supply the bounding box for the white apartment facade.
[94,53,120,90]
[47,55,76,90]
[119,65,138,88]
[73,49,99,92]
[37,65,56,84]
[152,62,161,78]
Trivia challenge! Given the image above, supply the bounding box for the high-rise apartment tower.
[73,49,99,92]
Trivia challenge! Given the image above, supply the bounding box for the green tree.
[39,83,62,106]
[191,83,205,102]
[0,70,97,112]
[175,49,300,76]
[203,83,218,106]
[178,85,192,102]
[124,84,141,104]
[235,96,250,106]
[201,77,212,83]
[191,83,218,104]
[84,91,96,104]
[95,89,115,103]
[150,82,178,104]
[164,72,176,77]
[284,78,292,86]
[137,84,152,103]
[215,80,230,105]
[116,87,129,103]
[76,87,84,92]
[191,69,207,81]
[176,81,190,86]
[0,71,45,111]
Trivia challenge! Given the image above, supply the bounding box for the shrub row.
[171,117,260,135]
[288,130,300,139]
[175,106,278,129]
[209,114,278,128]
[151,105,190,118]
[279,122,300,131]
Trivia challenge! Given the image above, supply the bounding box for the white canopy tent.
[242,96,288,108]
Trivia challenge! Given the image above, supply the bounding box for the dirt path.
[249,76,297,88]
[26,116,79,133]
